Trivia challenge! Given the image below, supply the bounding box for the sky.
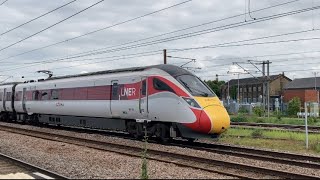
[0,0,320,83]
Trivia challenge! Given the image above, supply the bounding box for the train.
[0,64,230,141]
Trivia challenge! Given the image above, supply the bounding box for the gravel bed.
[1,122,319,178]
[0,129,230,179]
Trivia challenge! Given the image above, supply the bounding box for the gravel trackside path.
[0,130,231,179]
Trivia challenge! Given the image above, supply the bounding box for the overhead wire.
[0,0,106,52]
[16,4,317,65]
[0,50,162,69]
[170,28,320,52]
[9,34,320,74]
[0,50,162,72]
[0,0,192,61]
[3,1,318,78]
[0,0,8,6]
[1,27,318,71]
[196,49,320,62]
[56,5,320,59]
[2,30,320,71]
[90,5,320,56]
[65,0,299,58]
[0,0,78,36]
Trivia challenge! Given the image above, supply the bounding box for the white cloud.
[0,0,319,82]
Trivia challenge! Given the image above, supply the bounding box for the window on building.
[258,86,262,91]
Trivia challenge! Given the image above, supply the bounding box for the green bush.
[239,106,249,114]
[276,112,282,120]
[308,117,318,124]
[310,142,320,153]
[253,106,264,117]
[256,118,264,123]
[287,97,301,116]
[231,115,248,122]
[251,129,263,138]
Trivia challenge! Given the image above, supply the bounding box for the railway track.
[172,140,320,169]
[0,152,67,179]
[0,123,319,179]
[231,122,320,133]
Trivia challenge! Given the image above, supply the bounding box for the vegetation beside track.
[230,114,320,126]
[218,128,320,154]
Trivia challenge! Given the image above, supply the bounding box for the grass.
[230,114,320,126]
[219,128,320,154]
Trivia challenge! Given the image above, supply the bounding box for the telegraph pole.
[261,60,271,119]
[163,49,167,64]
[262,62,266,115]
[267,60,270,119]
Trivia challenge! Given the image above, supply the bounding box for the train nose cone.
[202,105,230,134]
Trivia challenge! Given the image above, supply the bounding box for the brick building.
[284,77,320,104]
[221,74,291,108]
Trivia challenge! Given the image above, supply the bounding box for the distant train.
[0,64,230,141]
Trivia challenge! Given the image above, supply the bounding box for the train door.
[22,88,27,113]
[139,77,148,118]
[110,80,120,117]
[3,88,6,111]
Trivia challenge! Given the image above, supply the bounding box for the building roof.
[227,74,290,86]
[285,77,320,89]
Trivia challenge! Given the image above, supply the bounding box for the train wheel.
[154,124,170,143]
[127,121,143,139]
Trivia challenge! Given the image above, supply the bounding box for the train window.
[14,91,22,101]
[142,80,146,95]
[51,89,59,100]
[33,91,40,100]
[153,78,174,93]
[112,82,119,100]
[0,92,2,101]
[41,91,49,100]
[6,92,12,101]
[176,75,216,97]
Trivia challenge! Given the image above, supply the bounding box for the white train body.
[0,65,230,139]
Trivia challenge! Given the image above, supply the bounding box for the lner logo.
[121,87,136,97]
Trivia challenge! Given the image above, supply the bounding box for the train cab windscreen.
[176,75,216,97]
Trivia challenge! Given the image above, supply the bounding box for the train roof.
[0,82,21,86]
[0,64,194,85]
[45,64,193,81]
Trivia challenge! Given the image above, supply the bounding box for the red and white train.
[0,64,230,140]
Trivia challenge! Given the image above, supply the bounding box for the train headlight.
[182,97,201,108]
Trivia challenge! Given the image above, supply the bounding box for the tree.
[204,80,225,98]
[287,97,301,116]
